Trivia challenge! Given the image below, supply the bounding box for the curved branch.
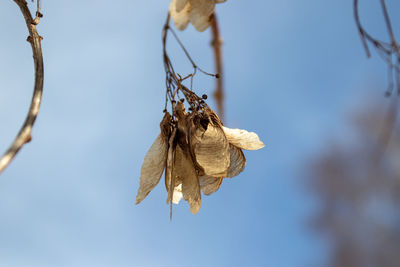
[0,0,44,174]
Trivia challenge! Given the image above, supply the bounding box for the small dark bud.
[37,12,43,18]
[202,94,208,100]
[215,74,220,79]
[180,98,185,103]
[163,109,167,113]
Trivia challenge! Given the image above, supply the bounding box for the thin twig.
[0,0,44,174]
[210,12,224,122]
[354,0,371,58]
[168,26,217,77]
[353,0,400,95]
[380,0,395,44]
[162,12,215,116]
[353,0,400,161]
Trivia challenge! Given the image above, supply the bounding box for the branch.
[0,0,44,174]
[210,13,224,122]
[353,0,400,95]
[353,0,400,162]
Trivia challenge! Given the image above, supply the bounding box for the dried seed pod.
[174,144,201,214]
[199,175,223,195]
[136,113,173,204]
[165,128,177,205]
[226,144,246,178]
[169,0,190,30]
[189,113,230,177]
[222,126,265,150]
[175,0,189,12]
[136,134,168,204]
[170,0,227,32]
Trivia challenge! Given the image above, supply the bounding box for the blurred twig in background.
[354,0,400,95]
[354,0,400,159]
[0,0,44,174]
[210,13,224,122]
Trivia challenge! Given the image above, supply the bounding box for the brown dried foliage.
[135,14,263,216]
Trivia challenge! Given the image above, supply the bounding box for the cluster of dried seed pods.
[136,99,264,214]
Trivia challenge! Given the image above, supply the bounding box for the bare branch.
[0,0,44,174]
[210,13,224,122]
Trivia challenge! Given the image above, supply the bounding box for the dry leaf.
[169,0,190,30]
[188,0,216,32]
[174,144,201,214]
[172,184,183,204]
[222,126,265,150]
[227,144,246,178]
[136,134,168,204]
[165,128,177,205]
[192,121,230,177]
[199,175,223,195]
[175,0,188,12]
[170,0,227,32]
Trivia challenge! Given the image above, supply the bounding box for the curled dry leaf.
[169,0,227,32]
[222,126,265,150]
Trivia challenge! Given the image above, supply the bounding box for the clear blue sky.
[0,0,399,266]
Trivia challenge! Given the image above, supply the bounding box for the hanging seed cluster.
[136,91,264,214]
[135,12,264,216]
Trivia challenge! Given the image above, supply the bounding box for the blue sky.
[0,0,399,266]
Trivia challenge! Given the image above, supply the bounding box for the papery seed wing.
[160,112,172,138]
[172,184,183,204]
[165,129,177,205]
[192,123,230,177]
[175,0,189,12]
[136,134,168,204]
[174,145,201,214]
[227,144,246,178]
[222,126,265,150]
[199,175,223,195]
[166,169,183,205]
[188,0,215,32]
[166,165,183,204]
[170,0,190,31]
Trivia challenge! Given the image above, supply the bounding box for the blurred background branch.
[354,0,400,96]
[210,13,224,122]
[307,102,400,267]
